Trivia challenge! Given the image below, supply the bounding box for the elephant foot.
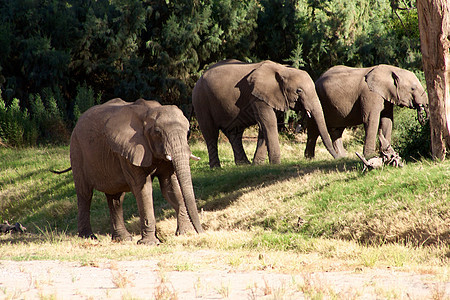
[363,152,377,160]
[111,231,133,242]
[332,152,347,159]
[209,162,221,168]
[335,149,347,158]
[269,157,281,164]
[78,231,98,240]
[235,159,250,165]
[137,236,161,246]
[304,153,315,159]
[252,157,266,165]
[175,222,195,236]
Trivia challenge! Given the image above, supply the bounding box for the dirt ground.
[1,251,449,299]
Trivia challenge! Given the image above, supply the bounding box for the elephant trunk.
[414,89,429,126]
[168,136,204,234]
[416,104,429,126]
[308,100,339,159]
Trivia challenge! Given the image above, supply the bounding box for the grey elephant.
[192,59,339,168]
[305,65,428,159]
[54,98,203,245]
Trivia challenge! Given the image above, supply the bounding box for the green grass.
[0,134,449,272]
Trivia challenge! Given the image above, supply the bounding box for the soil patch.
[1,251,448,299]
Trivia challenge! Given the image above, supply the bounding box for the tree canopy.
[0,0,423,145]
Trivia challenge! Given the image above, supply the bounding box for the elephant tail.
[50,167,72,174]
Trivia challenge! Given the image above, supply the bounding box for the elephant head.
[104,99,203,233]
[247,61,339,158]
[365,65,429,125]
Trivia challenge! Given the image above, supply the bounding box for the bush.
[73,83,101,124]
[0,96,36,147]
[29,93,70,145]
[0,91,70,147]
[392,107,431,160]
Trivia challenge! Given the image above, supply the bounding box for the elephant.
[54,98,204,245]
[305,64,428,159]
[192,59,339,168]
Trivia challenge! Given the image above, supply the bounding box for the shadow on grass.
[0,233,50,244]
[0,169,46,189]
[1,150,362,240]
[119,158,362,237]
[2,172,73,210]
[193,158,359,212]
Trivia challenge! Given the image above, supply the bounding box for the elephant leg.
[252,100,281,164]
[379,118,392,141]
[224,128,250,165]
[379,105,393,149]
[253,127,268,164]
[196,111,221,168]
[158,173,195,235]
[136,183,160,245]
[74,180,96,239]
[305,120,319,159]
[106,192,133,242]
[379,117,393,150]
[134,181,160,245]
[205,129,221,168]
[362,113,382,159]
[122,164,160,245]
[330,127,347,157]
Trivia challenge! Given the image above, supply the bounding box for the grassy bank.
[0,135,448,272]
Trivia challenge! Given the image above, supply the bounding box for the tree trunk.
[417,0,450,160]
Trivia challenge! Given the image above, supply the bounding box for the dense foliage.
[0,0,425,149]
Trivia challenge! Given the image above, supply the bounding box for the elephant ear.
[105,105,153,167]
[365,65,402,105]
[246,61,289,111]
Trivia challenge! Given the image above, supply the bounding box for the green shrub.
[393,107,431,160]
[0,96,36,147]
[0,91,70,147]
[30,94,46,127]
[73,83,101,124]
[29,93,69,145]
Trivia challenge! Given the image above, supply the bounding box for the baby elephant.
[55,98,203,245]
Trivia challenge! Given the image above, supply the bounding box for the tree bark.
[417,0,450,160]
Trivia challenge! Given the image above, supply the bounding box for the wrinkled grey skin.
[305,65,428,159]
[192,59,339,168]
[69,98,203,245]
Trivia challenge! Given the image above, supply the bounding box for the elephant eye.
[296,88,304,94]
[153,128,162,136]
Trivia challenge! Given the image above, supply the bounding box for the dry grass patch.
[200,176,309,231]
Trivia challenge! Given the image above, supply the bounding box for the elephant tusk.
[190,154,201,161]
[306,111,312,118]
[165,155,172,161]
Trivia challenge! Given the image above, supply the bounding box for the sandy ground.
[1,254,449,299]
